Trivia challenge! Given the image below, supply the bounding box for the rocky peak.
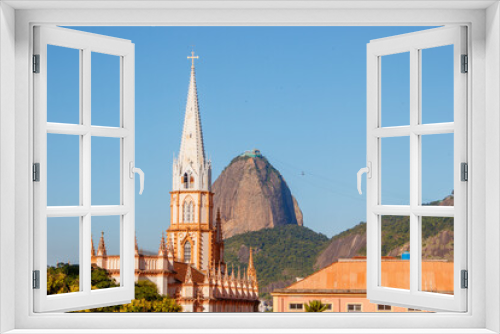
[212,152,303,239]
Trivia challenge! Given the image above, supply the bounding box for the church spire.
[178,52,205,169]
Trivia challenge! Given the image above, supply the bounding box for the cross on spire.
[187,51,199,68]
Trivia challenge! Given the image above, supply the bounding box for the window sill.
[3,329,498,334]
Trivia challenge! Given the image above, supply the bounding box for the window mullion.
[409,47,420,294]
[81,48,92,294]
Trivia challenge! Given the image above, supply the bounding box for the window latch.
[357,162,372,195]
[129,161,145,195]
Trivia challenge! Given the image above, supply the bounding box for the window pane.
[91,52,120,127]
[47,45,80,124]
[91,216,121,290]
[421,45,454,124]
[91,137,120,205]
[421,134,454,206]
[421,216,454,294]
[381,52,410,127]
[47,217,80,295]
[47,134,79,206]
[381,136,410,205]
[381,215,410,290]
[347,304,362,312]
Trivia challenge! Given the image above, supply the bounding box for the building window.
[183,200,194,223]
[289,303,303,311]
[184,242,192,263]
[347,304,362,312]
[183,172,194,189]
[408,308,422,312]
[325,304,332,310]
[378,304,392,311]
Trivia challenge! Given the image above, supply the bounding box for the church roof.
[178,52,206,168]
[173,261,205,284]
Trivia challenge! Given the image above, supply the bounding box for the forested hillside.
[224,225,330,299]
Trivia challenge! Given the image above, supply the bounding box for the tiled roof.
[173,261,205,284]
[280,258,453,294]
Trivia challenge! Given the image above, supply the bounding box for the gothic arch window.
[183,172,195,189]
[184,242,192,263]
[183,199,194,223]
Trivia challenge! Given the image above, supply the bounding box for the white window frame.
[1,2,499,333]
[365,26,467,312]
[32,26,136,312]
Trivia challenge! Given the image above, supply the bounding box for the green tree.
[47,264,182,312]
[47,263,80,295]
[91,267,119,290]
[304,300,328,312]
[134,280,163,301]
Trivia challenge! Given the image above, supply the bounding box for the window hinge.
[461,270,468,289]
[33,270,40,289]
[461,54,468,73]
[33,163,40,182]
[33,54,40,73]
[461,162,468,182]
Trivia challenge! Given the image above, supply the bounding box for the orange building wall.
[272,294,417,313]
[272,258,453,312]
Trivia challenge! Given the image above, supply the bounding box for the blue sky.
[47,26,454,265]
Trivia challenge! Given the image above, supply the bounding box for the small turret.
[167,238,174,260]
[248,247,257,281]
[91,234,96,257]
[135,233,139,256]
[216,208,223,242]
[158,232,167,256]
[97,231,107,257]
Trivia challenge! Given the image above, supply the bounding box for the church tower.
[167,53,224,272]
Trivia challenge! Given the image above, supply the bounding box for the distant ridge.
[314,195,455,270]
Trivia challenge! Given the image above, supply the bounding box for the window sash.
[366,26,468,312]
[33,25,136,313]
